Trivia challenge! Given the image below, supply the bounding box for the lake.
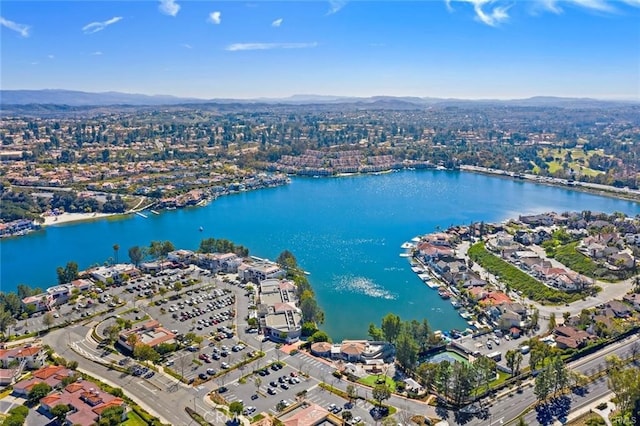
[2,170,638,340]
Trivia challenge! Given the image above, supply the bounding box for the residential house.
[0,344,47,370]
[553,326,593,349]
[622,293,640,311]
[39,382,127,426]
[13,365,73,397]
[602,300,632,318]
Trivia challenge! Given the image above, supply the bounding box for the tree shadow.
[535,395,572,426]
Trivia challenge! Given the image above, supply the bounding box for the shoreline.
[15,167,640,233]
[42,212,119,226]
[459,165,640,203]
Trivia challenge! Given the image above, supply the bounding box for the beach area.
[42,212,117,226]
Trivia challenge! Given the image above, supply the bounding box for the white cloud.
[540,0,615,12]
[448,0,640,23]
[226,42,318,51]
[182,43,193,49]
[159,0,180,16]
[327,0,347,15]
[48,54,54,59]
[208,11,221,24]
[91,51,103,56]
[271,18,283,27]
[446,0,510,26]
[0,16,30,37]
[82,16,122,34]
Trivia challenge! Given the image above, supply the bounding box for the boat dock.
[135,212,148,219]
[150,210,160,215]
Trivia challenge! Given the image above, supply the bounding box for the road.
[437,334,640,426]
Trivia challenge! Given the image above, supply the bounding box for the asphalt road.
[437,334,640,426]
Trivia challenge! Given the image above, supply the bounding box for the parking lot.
[216,360,375,424]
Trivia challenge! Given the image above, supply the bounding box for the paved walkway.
[553,395,614,426]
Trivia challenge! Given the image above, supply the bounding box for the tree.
[368,323,384,341]
[548,312,557,331]
[505,349,523,376]
[310,330,330,343]
[104,325,121,343]
[346,384,358,402]
[276,250,298,269]
[229,401,243,418]
[56,261,79,284]
[436,360,452,399]
[395,331,418,372]
[98,406,125,426]
[134,343,160,363]
[534,368,552,403]
[372,383,391,408]
[254,377,262,393]
[342,411,353,422]
[300,296,324,324]
[42,312,55,329]
[474,356,497,393]
[416,362,439,390]
[128,246,144,266]
[126,333,139,349]
[530,308,539,330]
[0,308,17,335]
[607,355,640,414]
[113,244,120,264]
[380,313,401,343]
[449,362,476,406]
[28,382,52,403]
[50,404,71,422]
[551,356,568,395]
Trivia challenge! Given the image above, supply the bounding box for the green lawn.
[538,148,604,177]
[121,410,147,426]
[358,374,397,392]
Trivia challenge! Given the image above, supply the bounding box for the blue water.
[1,170,638,340]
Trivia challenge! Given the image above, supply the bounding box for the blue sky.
[1,1,639,99]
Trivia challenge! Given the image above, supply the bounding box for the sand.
[42,212,117,226]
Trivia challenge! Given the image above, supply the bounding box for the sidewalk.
[203,393,251,426]
[553,395,613,426]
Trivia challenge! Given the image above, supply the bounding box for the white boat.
[426,281,440,289]
[411,266,424,273]
[411,236,421,242]
[399,253,411,257]
[418,273,431,282]
[401,242,416,249]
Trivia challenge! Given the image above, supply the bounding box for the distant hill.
[0,89,204,106]
[0,89,636,108]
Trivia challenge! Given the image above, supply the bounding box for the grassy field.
[538,147,605,177]
[122,410,148,426]
[358,374,397,392]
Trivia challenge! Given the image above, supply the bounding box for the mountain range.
[1,89,636,108]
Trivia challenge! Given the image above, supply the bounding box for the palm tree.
[113,244,120,264]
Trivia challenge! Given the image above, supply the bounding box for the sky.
[1,0,639,100]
